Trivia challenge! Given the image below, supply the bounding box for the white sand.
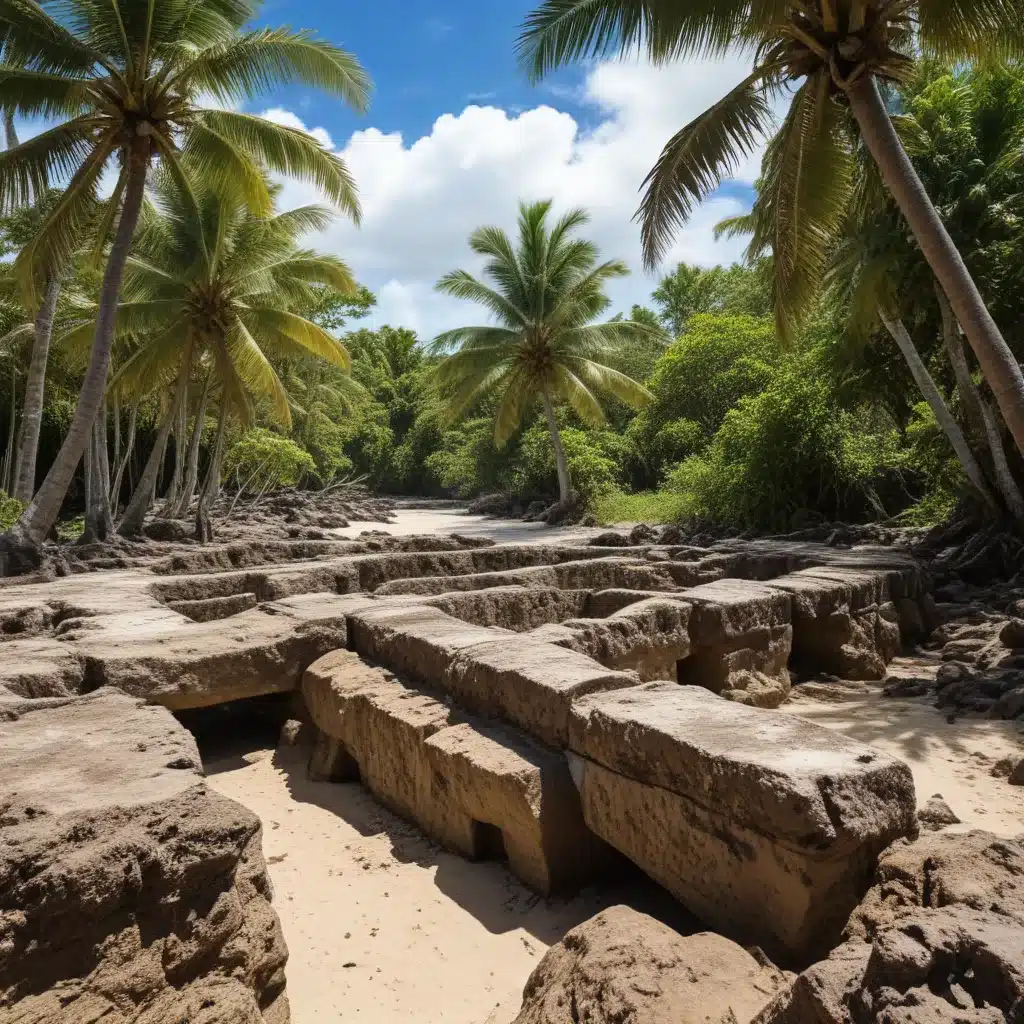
[331,504,601,547]
[208,511,1024,1022]
[209,750,680,1024]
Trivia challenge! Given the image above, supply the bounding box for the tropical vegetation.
[0,0,1023,567]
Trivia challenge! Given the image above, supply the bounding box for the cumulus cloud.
[263,55,780,338]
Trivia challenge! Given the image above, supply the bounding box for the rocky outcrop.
[514,905,792,1024]
[756,830,1024,1022]
[566,683,918,965]
[0,688,289,1021]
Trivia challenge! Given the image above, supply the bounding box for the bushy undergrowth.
[593,488,693,525]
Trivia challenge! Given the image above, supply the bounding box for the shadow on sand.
[265,744,702,944]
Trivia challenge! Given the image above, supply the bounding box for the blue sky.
[252,0,592,142]
[245,1,767,336]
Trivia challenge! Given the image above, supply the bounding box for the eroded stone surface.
[514,905,792,1024]
[567,683,918,964]
[0,688,289,1021]
[302,650,618,893]
[756,831,1024,1023]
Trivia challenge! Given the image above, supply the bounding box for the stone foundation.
[0,532,931,990]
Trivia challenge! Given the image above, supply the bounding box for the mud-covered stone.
[514,905,792,1024]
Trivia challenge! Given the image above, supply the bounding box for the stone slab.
[567,683,917,963]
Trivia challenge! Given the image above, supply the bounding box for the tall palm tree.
[62,172,358,535]
[517,1,1024,461]
[429,199,653,506]
[717,60,1024,520]
[0,0,369,561]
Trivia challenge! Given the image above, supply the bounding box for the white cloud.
[264,55,781,338]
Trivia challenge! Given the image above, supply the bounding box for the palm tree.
[62,172,358,536]
[517,1,1024,461]
[0,0,369,561]
[429,199,653,506]
[716,59,1024,520]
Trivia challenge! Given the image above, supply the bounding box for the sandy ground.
[784,656,1024,837]
[332,504,601,547]
[207,510,1024,1024]
[210,749,690,1024]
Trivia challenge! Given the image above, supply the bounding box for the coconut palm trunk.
[170,371,211,517]
[12,275,62,503]
[848,76,1024,460]
[196,401,227,542]
[119,354,191,536]
[3,151,149,560]
[2,367,16,494]
[936,287,1024,518]
[109,396,139,510]
[82,414,112,542]
[878,309,998,509]
[163,397,188,511]
[541,390,572,505]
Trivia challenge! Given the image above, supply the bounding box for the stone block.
[567,683,918,964]
[424,721,619,893]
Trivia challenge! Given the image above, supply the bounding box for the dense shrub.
[223,429,316,493]
[513,423,626,503]
[667,367,901,530]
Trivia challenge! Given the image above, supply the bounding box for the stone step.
[348,604,638,747]
[302,650,620,894]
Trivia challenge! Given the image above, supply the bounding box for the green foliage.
[0,491,24,531]
[592,488,692,526]
[223,429,316,493]
[651,261,772,335]
[667,367,900,530]
[430,200,653,461]
[514,423,625,503]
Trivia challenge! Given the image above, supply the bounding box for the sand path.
[207,509,1024,1024]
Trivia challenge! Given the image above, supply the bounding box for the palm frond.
[516,0,770,81]
[241,306,351,368]
[435,270,528,326]
[193,110,360,221]
[639,67,778,269]
[175,28,371,113]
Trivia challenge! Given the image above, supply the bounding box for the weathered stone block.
[446,639,638,747]
[526,598,691,680]
[423,721,619,893]
[0,689,289,1020]
[567,683,918,964]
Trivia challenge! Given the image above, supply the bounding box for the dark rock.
[141,518,192,542]
[629,523,658,545]
[935,661,971,688]
[999,617,1024,649]
[658,524,684,546]
[591,531,630,548]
